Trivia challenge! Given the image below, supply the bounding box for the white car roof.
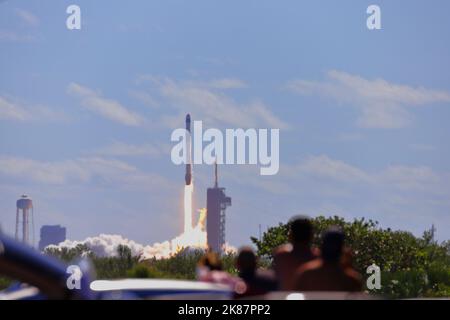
[90,279,231,292]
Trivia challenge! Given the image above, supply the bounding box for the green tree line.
[251,216,450,298]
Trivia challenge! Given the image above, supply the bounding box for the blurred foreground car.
[0,233,93,300]
[90,279,233,300]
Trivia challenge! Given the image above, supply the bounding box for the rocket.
[185,114,192,185]
[186,113,191,133]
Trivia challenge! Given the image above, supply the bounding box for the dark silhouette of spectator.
[196,252,240,290]
[272,216,317,290]
[235,246,277,298]
[293,227,362,292]
[341,246,355,270]
[198,251,223,271]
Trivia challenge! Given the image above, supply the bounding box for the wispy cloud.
[15,8,39,27]
[138,76,288,129]
[409,143,436,152]
[206,78,247,90]
[92,141,165,157]
[0,95,67,122]
[336,132,364,142]
[0,156,90,185]
[294,155,371,183]
[223,154,448,199]
[0,29,38,42]
[0,96,29,120]
[380,165,440,191]
[284,155,445,193]
[128,90,159,109]
[0,9,40,43]
[287,70,450,129]
[0,156,172,190]
[67,83,144,127]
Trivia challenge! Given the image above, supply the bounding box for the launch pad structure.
[206,163,231,254]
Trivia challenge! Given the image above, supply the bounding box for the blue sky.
[1,0,449,246]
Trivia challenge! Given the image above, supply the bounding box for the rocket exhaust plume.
[184,184,193,233]
[172,114,207,253]
[170,115,208,253]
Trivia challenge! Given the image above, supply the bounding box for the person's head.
[236,246,257,274]
[321,227,345,263]
[288,216,313,245]
[198,251,223,271]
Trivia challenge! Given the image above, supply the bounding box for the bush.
[45,245,238,281]
[251,216,450,298]
[0,277,12,290]
[126,264,171,279]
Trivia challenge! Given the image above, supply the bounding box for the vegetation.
[1,215,448,299]
[251,216,450,298]
[44,244,139,279]
[0,276,12,291]
[128,250,238,280]
[44,245,239,280]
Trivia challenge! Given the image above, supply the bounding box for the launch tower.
[206,163,231,253]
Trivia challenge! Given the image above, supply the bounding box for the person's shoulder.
[293,259,321,291]
[272,244,292,261]
[297,258,322,276]
[311,247,320,258]
[344,268,362,281]
[305,258,322,269]
[343,268,363,290]
[254,269,278,288]
[273,243,292,255]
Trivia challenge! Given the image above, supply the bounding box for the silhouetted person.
[196,252,240,290]
[294,227,362,292]
[198,251,223,272]
[272,216,317,290]
[235,247,277,298]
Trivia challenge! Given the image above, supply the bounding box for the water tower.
[16,194,33,244]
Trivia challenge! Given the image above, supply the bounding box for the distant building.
[206,164,231,253]
[38,225,66,251]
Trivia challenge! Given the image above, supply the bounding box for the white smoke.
[222,243,238,255]
[45,234,134,257]
[46,233,207,260]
